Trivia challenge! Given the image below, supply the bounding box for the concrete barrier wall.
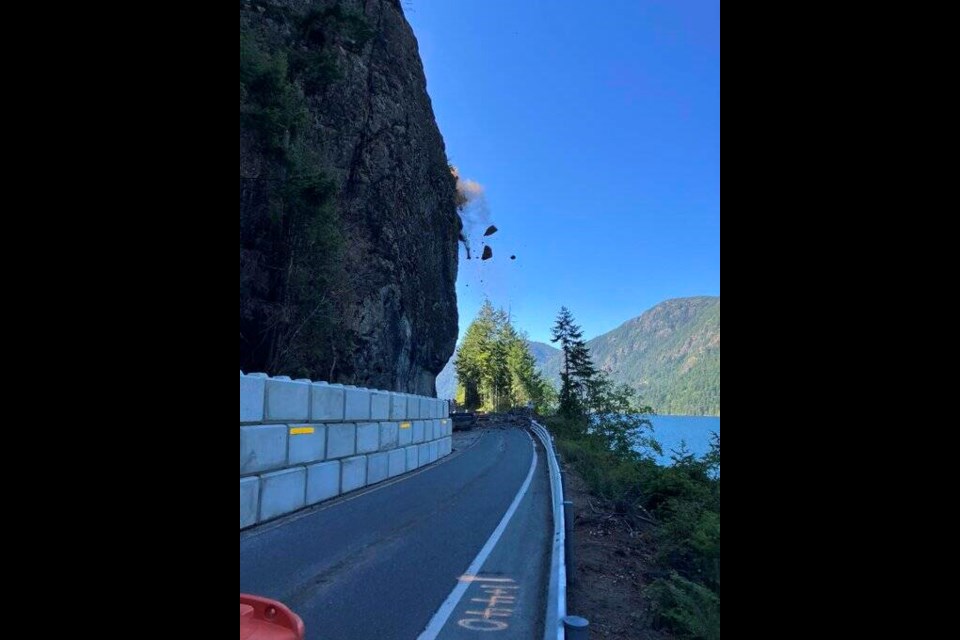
[240,372,453,529]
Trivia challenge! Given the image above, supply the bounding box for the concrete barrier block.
[430,441,439,464]
[260,467,306,522]
[241,425,287,475]
[327,423,357,459]
[288,425,327,466]
[440,419,451,437]
[357,423,380,454]
[420,397,432,420]
[311,383,345,421]
[240,373,266,423]
[443,436,453,457]
[388,449,406,478]
[418,443,431,466]
[240,477,259,529]
[264,377,310,422]
[405,445,419,471]
[367,452,389,485]
[413,421,426,444]
[380,422,399,450]
[371,392,391,420]
[307,460,340,505]
[398,421,413,447]
[341,456,367,493]
[408,395,421,419]
[390,393,408,420]
[344,387,371,421]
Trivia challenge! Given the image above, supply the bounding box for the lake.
[644,415,721,466]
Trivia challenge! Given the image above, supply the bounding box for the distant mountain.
[435,340,560,400]
[528,341,561,368]
[542,297,720,416]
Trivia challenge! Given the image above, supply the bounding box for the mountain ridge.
[541,296,720,415]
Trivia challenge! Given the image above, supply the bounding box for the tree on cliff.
[240,9,346,380]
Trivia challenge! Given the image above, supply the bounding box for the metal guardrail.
[531,420,567,640]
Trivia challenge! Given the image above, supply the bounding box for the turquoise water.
[646,415,721,466]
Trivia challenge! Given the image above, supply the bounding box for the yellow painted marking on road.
[458,576,518,632]
[458,576,515,583]
[472,597,516,605]
[466,609,512,619]
[400,422,413,429]
[458,619,508,631]
[290,427,315,435]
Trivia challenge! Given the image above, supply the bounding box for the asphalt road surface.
[240,425,552,640]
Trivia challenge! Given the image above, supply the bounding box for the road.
[239,425,552,640]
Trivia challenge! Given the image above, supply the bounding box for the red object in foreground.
[240,594,305,640]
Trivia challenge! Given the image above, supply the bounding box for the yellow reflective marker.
[400,422,413,430]
[290,427,315,436]
[442,420,449,424]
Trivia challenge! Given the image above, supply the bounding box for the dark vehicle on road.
[450,411,478,431]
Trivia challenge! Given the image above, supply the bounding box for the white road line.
[417,432,538,640]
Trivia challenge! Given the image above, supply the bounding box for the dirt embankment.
[563,467,670,640]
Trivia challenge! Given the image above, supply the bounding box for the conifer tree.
[551,307,598,418]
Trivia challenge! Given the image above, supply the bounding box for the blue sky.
[406,0,720,344]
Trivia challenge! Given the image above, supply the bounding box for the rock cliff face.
[240,0,460,395]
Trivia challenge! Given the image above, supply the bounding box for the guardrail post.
[563,616,590,639]
[563,500,575,586]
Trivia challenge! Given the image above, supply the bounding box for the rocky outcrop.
[240,0,460,395]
